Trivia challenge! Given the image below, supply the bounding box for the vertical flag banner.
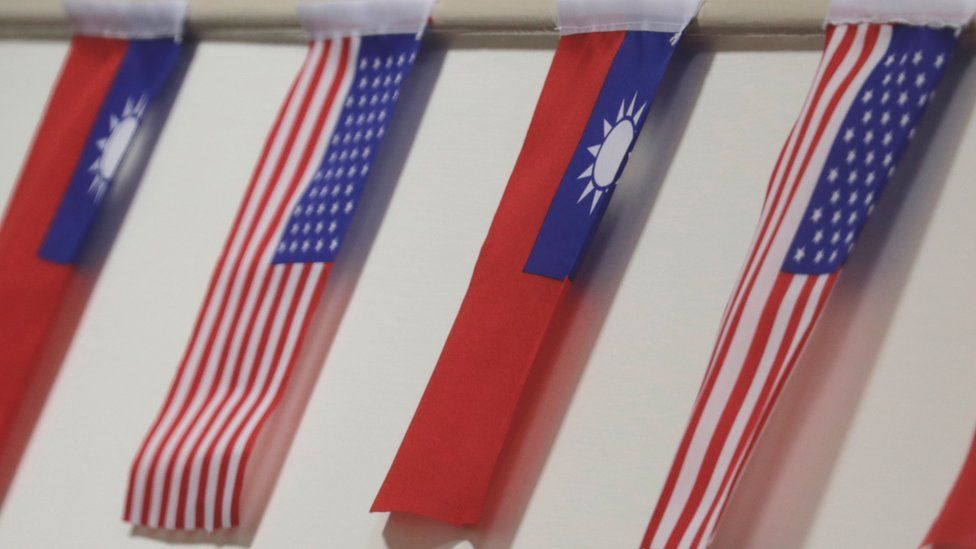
[0,0,184,480]
[924,427,976,548]
[124,0,434,531]
[373,0,702,526]
[641,1,975,547]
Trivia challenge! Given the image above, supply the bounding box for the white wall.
[0,34,973,549]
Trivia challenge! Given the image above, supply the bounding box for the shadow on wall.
[379,39,715,549]
[0,41,195,511]
[711,50,976,548]
[128,34,446,546]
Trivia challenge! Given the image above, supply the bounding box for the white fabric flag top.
[63,0,187,39]
[125,0,436,531]
[827,0,976,26]
[557,0,704,34]
[641,0,975,548]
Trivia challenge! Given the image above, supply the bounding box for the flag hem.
[824,16,971,29]
[555,0,702,35]
[62,0,187,39]
[298,0,435,39]
[825,0,976,29]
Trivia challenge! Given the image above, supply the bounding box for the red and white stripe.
[642,24,891,549]
[125,36,361,531]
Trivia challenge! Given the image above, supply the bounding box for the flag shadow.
[711,50,976,548]
[0,40,194,511]
[128,35,446,546]
[379,40,713,549]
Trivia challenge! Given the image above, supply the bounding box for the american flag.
[642,23,957,549]
[125,32,421,531]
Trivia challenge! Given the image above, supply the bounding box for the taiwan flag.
[373,0,703,526]
[0,0,185,489]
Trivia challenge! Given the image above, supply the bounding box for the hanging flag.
[124,0,435,531]
[372,0,702,527]
[923,427,976,548]
[0,0,184,486]
[641,1,975,547]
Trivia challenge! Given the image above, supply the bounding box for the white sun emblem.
[577,93,646,214]
[88,95,148,202]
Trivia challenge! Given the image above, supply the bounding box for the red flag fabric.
[923,429,976,548]
[372,24,685,524]
[0,36,129,472]
[0,0,185,492]
[369,34,611,525]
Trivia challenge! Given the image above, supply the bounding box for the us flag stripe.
[124,40,320,529]
[643,25,873,547]
[662,26,883,547]
[644,21,957,548]
[126,37,356,530]
[695,274,836,545]
[127,24,427,529]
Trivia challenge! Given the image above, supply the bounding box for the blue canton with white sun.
[273,34,419,265]
[523,31,678,281]
[782,25,957,275]
[39,38,181,265]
